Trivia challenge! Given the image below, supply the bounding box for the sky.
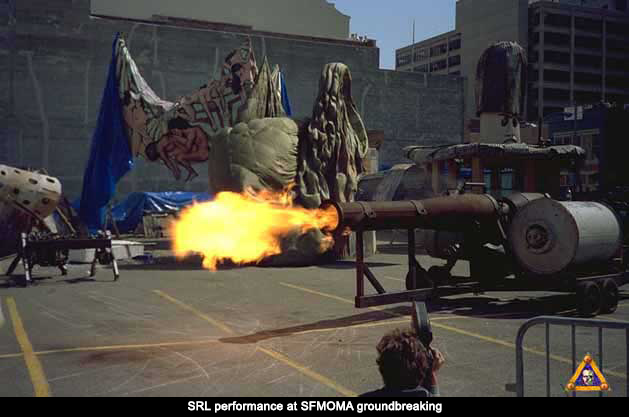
[331,0,457,69]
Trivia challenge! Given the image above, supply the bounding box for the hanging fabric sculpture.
[78,34,134,230]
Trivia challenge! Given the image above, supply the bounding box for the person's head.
[168,117,192,136]
[376,328,431,390]
[144,141,160,162]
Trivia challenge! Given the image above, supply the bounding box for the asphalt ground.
[1,241,628,397]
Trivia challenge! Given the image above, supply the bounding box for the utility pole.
[411,19,416,70]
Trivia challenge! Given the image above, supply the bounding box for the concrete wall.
[91,0,351,40]
[1,0,464,201]
[456,0,529,121]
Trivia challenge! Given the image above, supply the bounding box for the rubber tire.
[599,279,619,315]
[428,265,450,285]
[576,282,602,317]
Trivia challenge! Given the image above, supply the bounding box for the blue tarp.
[280,72,292,117]
[78,33,133,231]
[109,192,213,234]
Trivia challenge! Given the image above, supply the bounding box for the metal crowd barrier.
[515,316,629,397]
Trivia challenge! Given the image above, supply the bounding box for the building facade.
[547,103,629,192]
[529,0,629,118]
[91,0,351,40]
[1,0,464,199]
[396,0,629,127]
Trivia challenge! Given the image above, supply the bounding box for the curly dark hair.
[376,328,430,390]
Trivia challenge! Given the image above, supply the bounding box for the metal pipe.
[322,194,502,232]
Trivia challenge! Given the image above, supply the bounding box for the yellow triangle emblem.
[565,354,610,392]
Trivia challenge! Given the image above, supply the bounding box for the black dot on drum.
[28,178,38,185]
[42,198,50,205]
[22,200,30,205]
[46,178,55,183]
[1,171,6,175]
[14,170,21,174]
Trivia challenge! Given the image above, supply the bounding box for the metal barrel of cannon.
[322,194,503,233]
[320,194,506,308]
[508,198,622,275]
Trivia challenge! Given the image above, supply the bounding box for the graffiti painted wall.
[1,0,464,200]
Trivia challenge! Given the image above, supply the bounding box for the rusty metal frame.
[7,231,120,285]
[354,227,432,308]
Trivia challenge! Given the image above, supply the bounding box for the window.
[544,88,570,101]
[607,38,629,53]
[607,75,629,90]
[544,50,570,65]
[574,72,601,86]
[608,21,629,37]
[544,13,571,28]
[414,63,429,73]
[430,43,448,57]
[592,134,601,160]
[430,59,447,72]
[414,48,429,62]
[448,38,461,51]
[531,12,541,27]
[544,32,570,46]
[575,90,603,104]
[575,36,601,50]
[544,69,569,83]
[606,58,629,72]
[396,53,411,67]
[448,55,461,67]
[575,17,602,33]
[575,54,602,68]
[531,31,540,45]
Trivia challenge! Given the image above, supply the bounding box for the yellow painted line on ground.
[382,276,404,283]
[257,346,358,397]
[6,298,51,397]
[279,282,402,317]
[0,297,5,329]
[35,339,222,356]
[153,290,234,335]
[291,316,473,337]
[154,289,356,396]
[278,283,628,380]
[0,352,23,359]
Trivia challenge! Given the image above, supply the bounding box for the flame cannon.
[321,193,626,316]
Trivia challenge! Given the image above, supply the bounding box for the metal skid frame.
[6,231,120,285]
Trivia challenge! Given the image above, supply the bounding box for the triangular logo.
[565,354,610,392]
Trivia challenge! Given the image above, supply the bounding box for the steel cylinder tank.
[508,198,622,275]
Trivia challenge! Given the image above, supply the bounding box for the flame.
[171,187,339,270]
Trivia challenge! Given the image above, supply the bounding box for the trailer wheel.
[576,282,601,317]
[428,266,450,285]
[600,279,619,314]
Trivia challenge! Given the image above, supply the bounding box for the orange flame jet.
[171,188,339,270]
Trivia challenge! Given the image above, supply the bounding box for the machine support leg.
[89,251,99,277]
[408,228,417,290]
[105,231,119,281]
[5,254,21,276]
[364,266,386,294]
[20,233,32,285]
[356,229,365,305]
